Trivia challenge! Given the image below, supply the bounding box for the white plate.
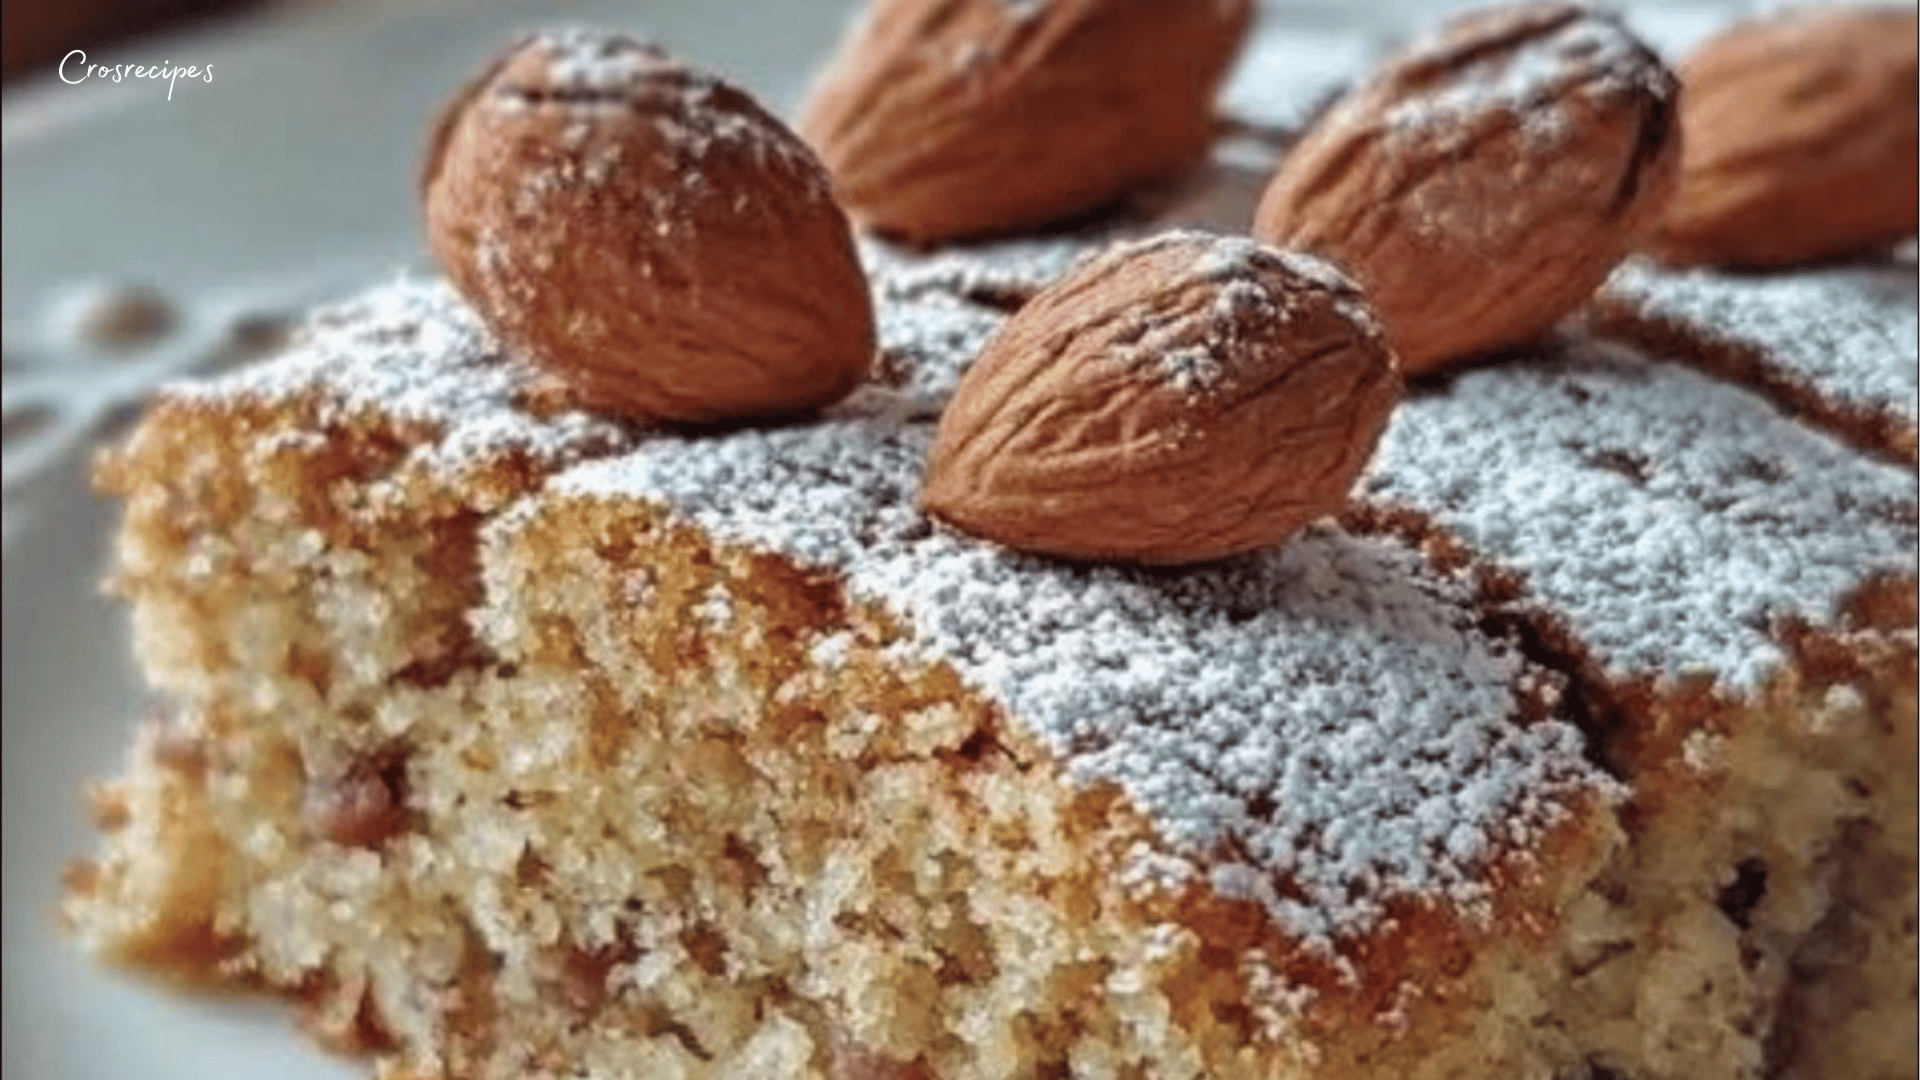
[0,1,1748,1077]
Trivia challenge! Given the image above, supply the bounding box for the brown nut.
[1648,4,1919,268]
[424,29,876,423]
[921,231,1402,566]
[798,0,1253,244]
[1254,2,1680,376]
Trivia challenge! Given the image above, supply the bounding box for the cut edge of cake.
[62,257,1919,1079]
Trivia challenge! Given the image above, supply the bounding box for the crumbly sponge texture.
[63,398,1914,1080]
[1770,641,1918,1080]
[66,409,1615,1079]
[93,387,594,708]
[1548,647,1917,1080]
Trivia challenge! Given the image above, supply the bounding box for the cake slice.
[69,263,1627,1080]
[57,6,1917,1074]
[66,222,1919,1080]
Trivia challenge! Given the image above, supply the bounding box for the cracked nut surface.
[423,28,875,424]
[1254,1,1680,376]
[921,231,1402,566]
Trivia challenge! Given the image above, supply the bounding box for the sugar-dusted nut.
[798,0,1253,244]
[1254,2,1680,377]
[1647,5,1919,269]
[423,29,876,423]
[921,231,1402,566]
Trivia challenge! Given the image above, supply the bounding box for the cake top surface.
[172,277,629,475]
[1602,257,1920,430]
[150,0,1918,946]
[1365,343,1917,692]
[860,233,1095,308]
[548,398,1601,945]
[174,216,1917,936]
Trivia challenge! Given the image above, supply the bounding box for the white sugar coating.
[861,233,1096,304]
[1220,21,1375,131]
[543,406,1606,943]
[1158,345,1227,393]
[863,290,1006,417]
[175,277,630,476]
[1128,231,1386,369]
[532,27,679,90]
[1099,232,1374,391]
[1382,5,1673,146]
[656,78,827,185]
[870,231,1383,399]
[1270,248,1385,338]
[1601,258,1919,430]
[1184,232,1273,281]
[1365,345,1917,691]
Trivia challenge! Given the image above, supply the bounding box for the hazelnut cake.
[61,7,1916,1080]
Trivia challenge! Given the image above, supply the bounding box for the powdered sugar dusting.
[1277,248,1384,337]
[1157,345,1227,394]
[543,395,1603,943]
[861,234,1096,306]
[175,277,631,476]
[533,26,679,91]
[1600,258,1918,439]
[1089,232,1377,393]
[1366,344,1917,691]
[862,290,1006,418]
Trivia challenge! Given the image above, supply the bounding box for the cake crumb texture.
[65,241,1918,1077]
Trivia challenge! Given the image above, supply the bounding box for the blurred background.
[4,0,271,80]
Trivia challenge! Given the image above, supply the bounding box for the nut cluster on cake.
[420,0,1916,566]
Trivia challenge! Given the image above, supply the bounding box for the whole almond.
[1647,5,1919,269]
[921,231,1402,565]
[423,29,875,423]
[1254,2,1680,376]
[798,0,1252,244]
